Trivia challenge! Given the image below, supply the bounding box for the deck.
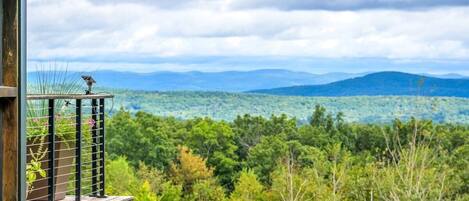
[64,196,133,201]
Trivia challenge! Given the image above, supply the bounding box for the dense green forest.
[105,105,468,201]
[108,89,469,124]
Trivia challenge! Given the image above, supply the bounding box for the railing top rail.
[27,93,114,100]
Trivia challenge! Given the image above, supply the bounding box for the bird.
[81,75,96,95]
[64,100,72,107]
[61,100,73,112]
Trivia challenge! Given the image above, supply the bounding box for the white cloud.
[27,0,469,73]
[28,1,469,56]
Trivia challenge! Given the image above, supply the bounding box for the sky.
[27,0,469,75]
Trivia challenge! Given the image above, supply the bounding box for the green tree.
[270,153,326,201]
[189,178,226,201]
[230,170,266,201]
[106,157,138,195]
[170,146,214,194]
[186,119,239,189]
[232,114,269,161]
[134,181,159,201]
[136,162,166,196]
[107,110,178,169]
[247,135,288,184]
[159,182,183,201]
[310,105,327,127]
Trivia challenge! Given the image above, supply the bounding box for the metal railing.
[26,94,113,201]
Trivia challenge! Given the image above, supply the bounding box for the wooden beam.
[1,0,19,201]
[0,86,17,98]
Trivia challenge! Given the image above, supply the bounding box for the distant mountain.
[28,69,364,92]
[250,72,469,98]
[421,73,468,79]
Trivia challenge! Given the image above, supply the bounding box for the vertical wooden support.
[1,0,18,200]
[1,0,25,201]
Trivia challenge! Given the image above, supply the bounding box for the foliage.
[108,89,469,124]
[105,106,469,200]
[169,146,214,194]
[185,119,238,189]
[230,170,266,201]
[133,181,159,201]
[136,162,166,195]
[189,179,226,201]
[106,157,138,195]
[26,161,46,196]
[106,157,183,201]
[107,110,178,169]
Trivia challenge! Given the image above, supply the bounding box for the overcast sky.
[28,0,469,75]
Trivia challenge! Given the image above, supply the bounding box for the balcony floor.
[64,196,133,201]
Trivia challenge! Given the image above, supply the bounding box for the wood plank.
[2,0,19,201]
[64,196,134,201]
[0,86,17,98]
[1,99,18,201]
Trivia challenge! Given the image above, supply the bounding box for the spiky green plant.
[27,62,83,119]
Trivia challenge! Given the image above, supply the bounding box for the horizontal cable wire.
[26,115,52,120]
[31,171,78,183]
[26,125,51,129]
[81,166,104,173]
[26,193,50,201]
[26,98,108,199]
[55,188,79,197]
[86,187,106,196]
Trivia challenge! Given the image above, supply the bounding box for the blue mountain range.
[250,71,469,97]
[28,70,469,97]
[28,69,365,92]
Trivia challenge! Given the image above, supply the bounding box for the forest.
[104,105,469,201]
[109,89,469,124]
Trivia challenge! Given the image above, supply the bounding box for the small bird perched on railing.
[81,75,96,95]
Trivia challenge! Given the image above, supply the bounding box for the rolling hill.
[250,72,469,98]
[28,70,365,92]
[105,89,469,124]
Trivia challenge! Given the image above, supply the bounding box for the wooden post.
[1,0,25,201]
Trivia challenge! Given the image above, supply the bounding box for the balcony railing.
[26,94,113,201]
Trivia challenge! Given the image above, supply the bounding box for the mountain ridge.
[249,71,469,98]
[28,69,365,92]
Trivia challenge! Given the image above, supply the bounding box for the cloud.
[27,0,469,74]
[229,0,469,11]
[86,0,469,10]
[28,0,469,57]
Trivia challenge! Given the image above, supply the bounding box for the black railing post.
[48,99,55,201]
[91,99,98,196]
[98,98,106,197]
[75,99,82,201]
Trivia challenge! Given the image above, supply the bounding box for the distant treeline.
[108,89,469,124]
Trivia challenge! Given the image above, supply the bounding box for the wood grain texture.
[1,99,18,201]
[1,0,19,201]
